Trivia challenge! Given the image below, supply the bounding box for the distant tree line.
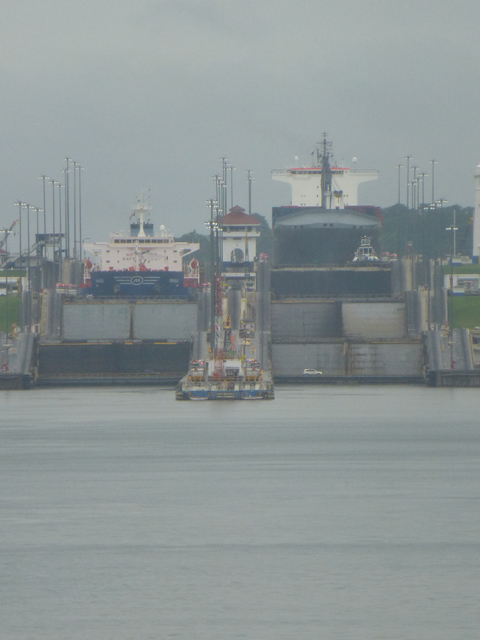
[379,204,473,259]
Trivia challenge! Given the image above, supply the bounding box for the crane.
[0,220,17,251]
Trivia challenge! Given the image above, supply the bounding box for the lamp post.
[57,182,64,281]
[212,176,219,215]
[404,156,412,208]
[431,199,447,330]
[246,169,254,216]
[395,163,404,255]
[411,166,419,209]
[424,203,434,330]
[50,179,59,283]
[77,164,83,262]
[434,198,447,260]
[213,175,225,220]
[418,171,427,209]
[33,207,41,241]
[219,157,229,215]
[24,204,32,332]
[72,160,80,260]
[16,201,25,330]
[64,158,71,259]
[417,171,428,259]
[205,199,218,357]
[430,159,437,204]
[229,164,235,208]
[1,227,12,370]
[406,182,414,253]
[32,207,42,300]
[411,178,418,257]
[16,201,23,266]
[39,175,49,257]
[446,212,458,369]
[395,163,404,205]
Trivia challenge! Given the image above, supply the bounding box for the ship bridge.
[272,166,378,208]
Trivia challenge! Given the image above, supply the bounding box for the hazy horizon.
[2,1,480,244]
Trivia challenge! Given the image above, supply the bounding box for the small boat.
[351,236,379,264]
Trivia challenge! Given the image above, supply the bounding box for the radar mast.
[315,133,333,209]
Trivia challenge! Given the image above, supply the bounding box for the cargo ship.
[271,134,382,267]
[83,199,200,297]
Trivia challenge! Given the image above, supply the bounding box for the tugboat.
[82,198,200,297]
[351,237,379,264]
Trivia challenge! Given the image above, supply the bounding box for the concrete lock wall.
[63,303,131,341]
[38,342,191,376]
[271,302,342,339]
[62,301,197,341]
[134,302,197,340]
[342,302,406,339]
[272,341,423,377]
[346,342,423,376]
[272,342,346,376]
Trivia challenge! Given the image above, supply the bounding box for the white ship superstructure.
[272,136,378,208]
[83,201,199,272]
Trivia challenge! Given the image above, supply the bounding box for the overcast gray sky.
[2,0,480,244]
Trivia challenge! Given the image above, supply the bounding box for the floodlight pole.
[395,163,404,205]
[446,211,458,369]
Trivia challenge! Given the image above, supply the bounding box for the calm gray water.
[1,385,480,639]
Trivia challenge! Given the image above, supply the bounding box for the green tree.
[380,204,473,258]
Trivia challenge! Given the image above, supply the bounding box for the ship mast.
[135,198,149,238]
[317,132,333,209]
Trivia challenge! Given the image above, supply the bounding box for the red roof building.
[219,206,261,227]
[219,207,261,279]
